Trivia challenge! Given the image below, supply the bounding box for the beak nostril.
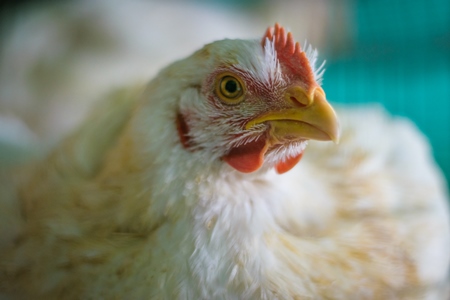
[285,86,313,108]
[290,96,308,108]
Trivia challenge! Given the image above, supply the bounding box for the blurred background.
[0,0,449,186]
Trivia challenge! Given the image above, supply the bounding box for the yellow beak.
[245,86,340,144]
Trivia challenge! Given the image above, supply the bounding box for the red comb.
[262,23,315,87]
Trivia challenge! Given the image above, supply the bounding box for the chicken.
[1,24,449,299]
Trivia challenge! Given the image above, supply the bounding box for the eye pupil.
[225,80,237,93]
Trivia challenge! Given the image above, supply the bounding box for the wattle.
[223,137,304,174]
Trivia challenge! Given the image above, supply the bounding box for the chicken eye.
[215,74,245,105]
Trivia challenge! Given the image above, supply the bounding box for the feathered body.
[0,25,449,299]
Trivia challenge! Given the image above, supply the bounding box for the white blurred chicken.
[0,19,449,300]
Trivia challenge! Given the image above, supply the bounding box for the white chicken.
[0,24,449,299]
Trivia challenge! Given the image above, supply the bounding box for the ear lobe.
[177,113,191,149]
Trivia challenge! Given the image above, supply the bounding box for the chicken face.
[177,24,339,174]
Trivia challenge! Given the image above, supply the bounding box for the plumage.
[0,24,449,299]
